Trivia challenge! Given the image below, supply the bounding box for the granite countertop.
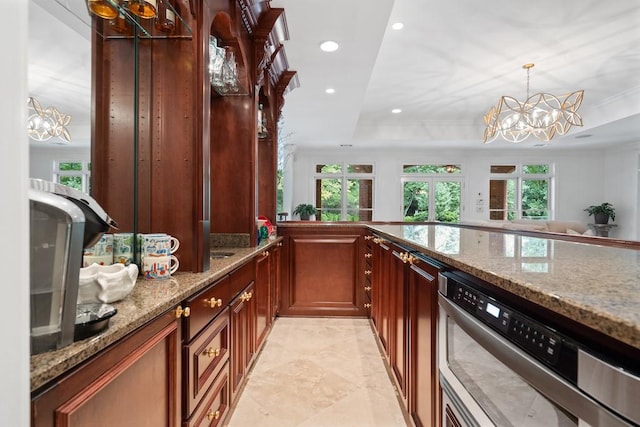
[30,238,281,393]
[369,224,640,351]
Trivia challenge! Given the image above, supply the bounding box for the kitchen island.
[368,223,640,351]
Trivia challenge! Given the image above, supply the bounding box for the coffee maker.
[29,179,117,354]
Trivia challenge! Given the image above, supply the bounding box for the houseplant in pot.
[584,202,616,224]
[293,203,317,220]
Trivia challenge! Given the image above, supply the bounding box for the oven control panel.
[449,281,561,365]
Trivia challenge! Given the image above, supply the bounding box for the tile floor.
[225,317,409,427]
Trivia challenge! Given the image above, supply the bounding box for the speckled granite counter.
[30,239,281,393]
[368,224,640,351]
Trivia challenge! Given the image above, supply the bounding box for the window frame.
[313,162,375,221]
[53,160,91,193]
[489,163,554,220]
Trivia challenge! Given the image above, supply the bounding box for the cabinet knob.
[364,286,372,291]
[364,235,373,240]
[261,251,269,257]
[364,253,372,258]
[204,347,221,358]
[174,305,191,318]
[364,270,372,275]
[408,254,417,265]
[207,409,221,421]
[240,291,253,302]
[205,297,223,308]
[373,237,382,244]
[364,303,372,309]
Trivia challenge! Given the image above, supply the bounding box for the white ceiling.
[271,0,640,150]
[29,0,640,150]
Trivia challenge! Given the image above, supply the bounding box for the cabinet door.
[279,226,364,316]
[254,250,271,351]
[229,283,255,405]
[408,257,440,427]
[270,242,282,320]
[376,239,392,355]
[390,245,408,401]
[32,309,182,427]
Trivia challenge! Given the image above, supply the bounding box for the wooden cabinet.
[407,256,441,427]
[389,244,409,404]
[254,250,271,351]
[229,281,255,404]
[368,234,444,427]
[279,225,366,317]
[270,242,282,321]
[32,308,182,427]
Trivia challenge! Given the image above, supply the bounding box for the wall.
[288,144,639,240]
[29,145,91,181]
[2,0,30,424]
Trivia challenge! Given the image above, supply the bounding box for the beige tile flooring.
[225,317,410,427]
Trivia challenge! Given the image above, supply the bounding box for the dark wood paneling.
[279,225,366,317]
[32,310,181,427]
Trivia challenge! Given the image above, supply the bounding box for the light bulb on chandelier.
[483,63,584,143]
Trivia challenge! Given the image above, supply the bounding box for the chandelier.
[27,97,72,143]
[483,64,584,143]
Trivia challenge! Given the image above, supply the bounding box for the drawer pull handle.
[262,251,269,257]
[364,286,372,291]
[205,347,221,358]
[174,306,191,318]
[364,253,372,258]
[207,409,221,421]
[364,235,373,240]
[240,291,253,302]
[205,297,223,308]
[364,303,372,309]
[364,270,372,275]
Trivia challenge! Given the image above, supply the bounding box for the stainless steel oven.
[438,271,640,427]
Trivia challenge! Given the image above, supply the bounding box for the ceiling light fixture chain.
[483,63,584,144]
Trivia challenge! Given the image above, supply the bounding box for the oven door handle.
[439,294,632,427]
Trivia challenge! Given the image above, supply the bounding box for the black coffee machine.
[29,179,117,354]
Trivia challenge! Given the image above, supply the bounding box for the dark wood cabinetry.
[368,233,443,427]
[32,308,182,427]
[279,225,366,317]
[407,256,441,427]
[229,281,255,404]
[254,250,271,351]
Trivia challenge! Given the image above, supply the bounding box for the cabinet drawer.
[184,276,231,341]
[186,361,230,427]
[229,261,255,300]
[184,308,230,418]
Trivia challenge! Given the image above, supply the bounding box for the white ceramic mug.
[83,254,114,267]
[113,232,134,265]
[142,255,179,280]
[136,233,180,266]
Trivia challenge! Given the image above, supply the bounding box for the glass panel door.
[404,179,461,222]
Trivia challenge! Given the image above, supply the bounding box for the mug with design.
[136,233,180,265]
[142,255,179,280]
[84,233,113,257]
[113,232,134,265]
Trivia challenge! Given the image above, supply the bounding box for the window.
[314,163,373,221]
[54,160,91,193]
[489,164,552,220]
[402,164,462,222]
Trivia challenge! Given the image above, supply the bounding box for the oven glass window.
[446,317,578,426]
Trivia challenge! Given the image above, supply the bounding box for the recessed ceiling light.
[320,41,339,52]
[340,144,353,147]
[391,22,404,30]
[575,134,593,139]
[392,108,402,114]
[325,88,335,94]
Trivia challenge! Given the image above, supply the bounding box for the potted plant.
[584,202,616,224]
[293,203,317,220]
